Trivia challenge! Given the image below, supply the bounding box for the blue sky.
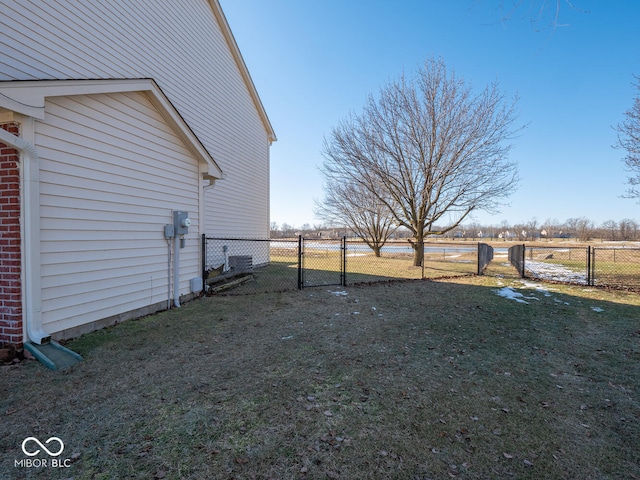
[218,0,640,229]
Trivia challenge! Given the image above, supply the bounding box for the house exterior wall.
[0,0,272,239]
[36,92,202,337]
[0,1,274,343]
[0,123,22,345]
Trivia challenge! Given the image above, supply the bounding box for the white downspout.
[0,126,49,344]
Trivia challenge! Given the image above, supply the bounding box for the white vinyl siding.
[37,92,201,334]
[0,0,271,238]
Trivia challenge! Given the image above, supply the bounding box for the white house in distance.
[0,0,276,348]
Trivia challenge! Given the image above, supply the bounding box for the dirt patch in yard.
[1,277,639,479]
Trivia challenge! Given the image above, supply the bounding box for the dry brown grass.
[2,276,639,479]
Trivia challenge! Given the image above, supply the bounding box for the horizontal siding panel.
[39,272,200,332]
[39,195,188,223]
[39,170,198,209]
[40,249,199,290]
[41,248,168,275]
[43,291,168,335]
[41,262,167,292]
[40,232,168,245]
[39,240,170,256]
[48,93,198,158]
[0,2,131,78]
[39,161,198,201]
[39,245,199,272]
[40,99,200,175]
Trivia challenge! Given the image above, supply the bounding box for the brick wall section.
[0,122,22,346]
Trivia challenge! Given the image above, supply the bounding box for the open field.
[2,276,639,479]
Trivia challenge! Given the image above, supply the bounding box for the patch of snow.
[525,261,588,285]
[591,307,604,312]
[329,290,348,296]
[493,287,539,304]
[520,280,556,297]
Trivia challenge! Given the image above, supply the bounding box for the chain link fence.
[202,236,483,295]
[204,237,640,294]
[478,243,495,274]
[591,247,640,289]
[202,237,298,294]
[346,241,480,284]
[507,244,640,290]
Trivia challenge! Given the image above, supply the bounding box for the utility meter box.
[173,211,191,235]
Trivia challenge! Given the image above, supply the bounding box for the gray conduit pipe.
[167,238,172,310]
[173,234,181,308]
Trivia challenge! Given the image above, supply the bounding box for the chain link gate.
[298,236,346,289]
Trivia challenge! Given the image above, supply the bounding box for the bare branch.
[475,0,589,31]
[614,76,640,201]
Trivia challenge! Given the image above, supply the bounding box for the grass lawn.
[2,275,640,479]
[222,250,478,295]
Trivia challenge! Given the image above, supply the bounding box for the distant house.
[0,0,275,346]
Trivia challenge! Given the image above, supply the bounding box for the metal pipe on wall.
[174,234,181,308]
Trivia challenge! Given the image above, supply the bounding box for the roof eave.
[0,78,223,180]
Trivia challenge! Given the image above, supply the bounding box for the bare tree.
[315,180,397,257]
[615,76,640,201]
[280,223,294,238]
[270,221,279,238]
[601,219,618,241]
[478,0,589,31]
[566,217,592,242]
[541,217,562,240]
[619,218,639,241]
[526,217,539,241]
[322,57,521,266]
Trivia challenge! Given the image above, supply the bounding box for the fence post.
[297,235,303,290]
[521,244,526,278]
[341,236,347,287]
[201,234,206,294]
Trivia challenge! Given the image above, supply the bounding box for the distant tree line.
[432,217,640,242]
[270,217,640,243]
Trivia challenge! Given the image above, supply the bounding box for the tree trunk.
[373,246,382,257]
[412,235,424,267]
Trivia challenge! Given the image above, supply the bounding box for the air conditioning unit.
[228,255,252,272]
